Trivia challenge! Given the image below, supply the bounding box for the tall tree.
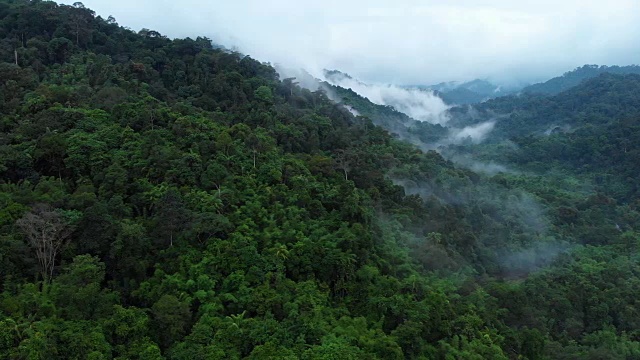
[16,204,78,283]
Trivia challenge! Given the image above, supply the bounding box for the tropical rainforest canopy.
[1,1,639,359]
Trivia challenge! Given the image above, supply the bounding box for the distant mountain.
[436,87,490,105]
[323,69,355,82]
[413,79,524,105]
[522,64,640,95]
[437,79,505,95]
[448,72,640,140]
[443,72,640,203]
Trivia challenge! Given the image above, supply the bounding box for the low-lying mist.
[388,174,568,276]
[448,121,496,144]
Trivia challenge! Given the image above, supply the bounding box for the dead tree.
[16,204,74,283]
[334,149,353,181]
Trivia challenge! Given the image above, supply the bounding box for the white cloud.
[65,0,640,85]
[450,121,496,143]
[323,74,451,124]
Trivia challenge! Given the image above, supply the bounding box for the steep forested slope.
[0,1,640,360]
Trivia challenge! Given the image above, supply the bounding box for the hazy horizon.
[60,0,640,86]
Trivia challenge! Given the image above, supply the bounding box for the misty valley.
[1,1,640,359]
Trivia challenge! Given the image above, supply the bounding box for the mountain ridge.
[522,64,640,95]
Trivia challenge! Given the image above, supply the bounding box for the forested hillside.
[1,1,640,359]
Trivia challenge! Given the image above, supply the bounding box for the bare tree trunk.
[335,150,352,181]
[14,49,18,66]
[16,204,75,284]
[253,150,257,168]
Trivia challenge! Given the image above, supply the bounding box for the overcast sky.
[62,0,640,85]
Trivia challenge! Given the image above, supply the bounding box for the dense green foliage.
[1,1,640,359]
[438,71,640,358]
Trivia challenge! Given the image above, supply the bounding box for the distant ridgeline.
[522,64,640,95]
[411,79,522,105]
[403,64,640,105]
[1,1,640,359]
[448,73,640,138]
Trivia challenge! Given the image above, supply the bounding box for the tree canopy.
[1,1,640,359]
